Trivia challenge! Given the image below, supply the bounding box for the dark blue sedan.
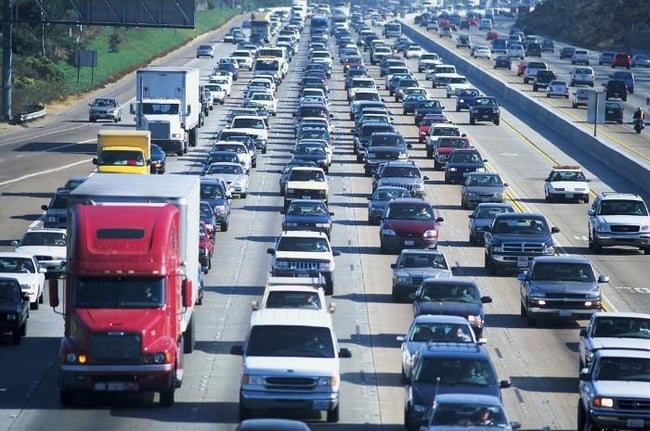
[281,199,334,238]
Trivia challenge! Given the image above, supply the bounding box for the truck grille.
[502,242,545,254]
[148,122,170,140]
[287,190,326,199]
[265,377,317,389]
[90,333,141,361]
[617,398,650,410]
[382,182,414,191]
[34,255,53,261]
[611,225,640,233]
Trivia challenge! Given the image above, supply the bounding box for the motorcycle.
[633,117,645,134]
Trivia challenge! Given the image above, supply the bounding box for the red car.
[612,52,632,69]
[199,221,214,274]
[343,57,364,73]
[379,198,444,253]
[517,61,528,76]
[486,31,499,41]
[418,113,450,141]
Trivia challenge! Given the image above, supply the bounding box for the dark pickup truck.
[533,69,557,92]
[0,278,29,345]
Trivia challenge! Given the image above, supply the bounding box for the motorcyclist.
[633,107,646,121]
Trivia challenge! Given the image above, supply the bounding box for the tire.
[183,315,195,354]
[238,402,251,421]
[11,327,22,345]
[520,302,527,318]
[241,192,247,199]
[327,405,340,422]
[39,292,44,304]
[30,300,38,310]
[60,390,74,407]
[159,385,175,407]
[380,242,390,255]
[469,116,475,125]
[494,118,500,125]
[221,221,229,232]
[485,254,497,275]
[427,151,433,160]
[533,85,538,92]
[189,128,197,147]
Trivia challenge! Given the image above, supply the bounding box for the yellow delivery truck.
[92,130,151,175]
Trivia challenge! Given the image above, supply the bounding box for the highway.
[0,10,649,431]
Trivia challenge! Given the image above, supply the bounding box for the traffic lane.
[410,17,650,161]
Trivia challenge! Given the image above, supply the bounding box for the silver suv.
[588,192,650,254]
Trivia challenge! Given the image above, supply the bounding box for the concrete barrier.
[402,23,650,190]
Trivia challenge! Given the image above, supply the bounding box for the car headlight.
[398,152,407,159]
[318,376,337,386]
[413,404,428,413]
[494,192,504,198]
[381,228,396,236]
[586,291,601,299]
[214,205,226,214]
[490,244,503,253]
[286,188,294,194]
[315,223,330,228]
[367,152,376,159]
[543,244,555,255]
[243,374,265,385]
[467,315,483,326]
[47,216,56,222]
[449,167,458,172]
[640,225,650,232]
[319,262,332,271]
[475,167,486,172]
[466,191,478,197]
[284,222,298,227]
[593,397,614,408]
[6,313,16,321]
[594,219,608,232]
[274,261,290,269]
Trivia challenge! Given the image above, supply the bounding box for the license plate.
[565,193,574,199]
[404,240,415,246]
[559,310,572,317]
[302,195,311,199]
[95,382,137,391]
[314,400,330,410]
[627,419,644,428]
[517,257,528,267]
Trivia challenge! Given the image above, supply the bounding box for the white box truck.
[132,67,201,156]
[67,173,201,350]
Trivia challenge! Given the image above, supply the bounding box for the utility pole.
[2,0,14,122]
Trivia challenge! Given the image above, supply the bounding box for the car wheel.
[520,302,527,318]
[428,151,434,160]
[380,242,390,254]
[30,300,38,310]
[469,116,475,125]
[533,85,538,91]
[60,390,74,407]
[485,254,497,275]
[494,118,500,125]
[326,405,340,423]
[241,193,247,199]
[221,221,229,232]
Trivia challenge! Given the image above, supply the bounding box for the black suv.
[469,96,500,125]
[444,149,487,184]
[525,42,542,57]
[363,132,410,176]
[484,212,560,275]
[532,69,556,91]
[404,342,511,431]
[604,79,628,101]
[0,277,29,345]
[373,160,429,197]
[41,188,70,229]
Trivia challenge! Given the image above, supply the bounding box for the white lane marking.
[0,158,92,187]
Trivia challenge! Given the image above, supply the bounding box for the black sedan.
[150,143,166,174]
[493,55,512,70]
[414,100,444,125]
[281,199,334,238]
[291,142,329,172]
[444,148,487,184]
[412,278,492,338]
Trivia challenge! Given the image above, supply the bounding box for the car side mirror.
[92,158,99,165]
[339,348,352,358]
[332,249,341,256]
[230,345,244,355]
[423,175,430,181]
[329,212,334,216]
[579,328,587,337]
[41,204,48,211]
[499,379,511,388]
[468,214,474,219]
[396,335,405,342]
[481,296,493,304]
[579,370,590,380]
[10,240,18,246]
[436,216,444,223]
[503,183,509,187]
[598,275,610,283]
[279,210,285,214]
[517,272,528,281]
[267,248,275,255]
[551,226,560,234]
[587,209,594,216]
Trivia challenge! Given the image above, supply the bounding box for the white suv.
[267,231,340,294]
[588,192,650,254]
[231,309,352,422]
[570,67,595,87]
[251,276,334,313]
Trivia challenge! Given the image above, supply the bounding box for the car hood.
[383,219,437,232]
[394,268,453,280]
[528,280,598,295]
[244,356,339,377]
[15,245,66,258]
[598,214,649,225]
[415,301,483,317]
[217,173,245,184]
[283,214,331,223]
[274,250,331,260]
[411,382,499,403]
[589,337,650,352]
[464,185,503,194]
[76,309,164,334]
[591,381,650,398]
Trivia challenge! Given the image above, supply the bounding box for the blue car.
[444,148,487,184]
[200,178,231,232]
[455,88,480,112]
[281,199,334,238]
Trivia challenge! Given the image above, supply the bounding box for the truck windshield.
[73,277,165,308]
[99,150,145,166]
[246,325,334,357]
[142,103,179,115]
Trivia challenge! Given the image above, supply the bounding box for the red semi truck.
[51,202,193,406]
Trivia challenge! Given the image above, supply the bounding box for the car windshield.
[475,206,513,219]
[430,403,508,427]
[413,357,496,385]
[474,98,497,106]
[287,202,328,215]
[592,317,650,338]
[550,170,586,182]
[288,170,324,181]
[92,98,116,107]
[201,184,225,199]
[142,103,179,115]
[385,204,433,220]
[208,153,238,163]
[200,204,213,218]
[595,357,650,382]
[276,237,330,252]
[372,188,410,201]
[246,325,334,358]
[466,174,502,187]
[419,283,480,303]
[206,164,243,175]
[433,127,461,136]
[399,253,448,269]
[0,257,36,273]
[0,282,20,301]
[409,323,473,343]
[99,150,145,166]
[530,262,595,282]
[492,217,548,234]
[232,118,265,129]
[382,167,420,178]
[439,138,468,148]
[21,231,66,246]
[265,291,322,310]
[450,151,482,163]
[371,135,402,147]
[599,200,648,216]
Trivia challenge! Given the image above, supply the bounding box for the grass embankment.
[59,8,236,95]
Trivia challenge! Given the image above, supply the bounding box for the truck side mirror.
[579,328,587,337]
[41,204,48,211]
[181,279,193,308]
[145,159,151,166]
[130,103,135,115]
[49,278,59,308]
[92,158,99,165]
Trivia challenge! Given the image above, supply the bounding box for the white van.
[231,309,352,422]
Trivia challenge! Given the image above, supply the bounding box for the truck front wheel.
[159,386,175,407]
[327,404,340,422]
[189,128,197,147]
[183,315,195,354]
[60,389,74,407]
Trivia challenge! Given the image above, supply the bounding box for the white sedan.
[0,252,46,309]
[472,46,491,59]
[202,162,249,198]
[12,228,67,279]
[248,91,278,116]
[209,75,232,96]
[204,84,226,105]
[405,46,425,59]
[546,80,570,98]
[544,165,590,203]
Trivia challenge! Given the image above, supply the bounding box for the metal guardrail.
[12,104,47,124]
